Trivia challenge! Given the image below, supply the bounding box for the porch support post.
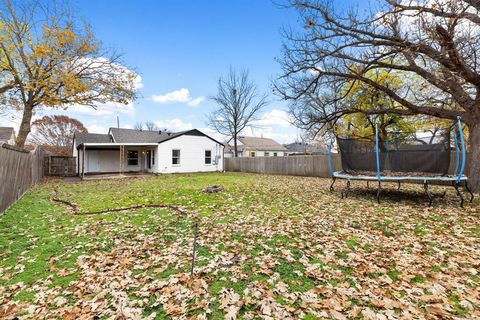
[82,144,85,179]
[119,145,125,174]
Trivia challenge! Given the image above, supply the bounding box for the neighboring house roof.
[0,127,15,142]
[233,136,288,152]
[224,143,233,153]
[74,132,112,149]
[284,142,327,154]
[75,128,224,149]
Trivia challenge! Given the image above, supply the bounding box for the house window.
[265,152,269,157]
[152,150,155,165]
[205,150,212,164]
[251,152,256,157]
[273,153,277,157]
[127,150,138,166]
[172,149,180,165]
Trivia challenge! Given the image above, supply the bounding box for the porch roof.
[79,142,158,149]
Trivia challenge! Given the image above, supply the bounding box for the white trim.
[205,149,212,165]
[82,143,158,147]
[126,149,140,167]
[172,148,181,166]
[108,128,116,142]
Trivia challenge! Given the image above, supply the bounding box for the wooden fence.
[224,152,467,178]
[225,154,342,178]
[0,144,47,215]
[44,156,76,176]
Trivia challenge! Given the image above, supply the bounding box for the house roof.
[284,142,327,154]
[74,132,112,149]
[109,128,184,143]
[232,136,288,152]
[75,128,224,149]
[0,127,15,142]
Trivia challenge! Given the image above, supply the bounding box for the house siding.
[243,150,288,157]
[156,135,224,173]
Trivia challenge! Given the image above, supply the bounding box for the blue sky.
[1,0,360,143]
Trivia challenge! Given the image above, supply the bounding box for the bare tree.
[134,122,144,130]
[145,121,158,131]
[0,0,138,147]
[208,68,268,157]
[276,0,480,191]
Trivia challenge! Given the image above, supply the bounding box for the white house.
[73,128,224,176]
[0,127,16,145]
[224,136,288,157]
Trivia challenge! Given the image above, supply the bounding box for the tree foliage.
[208,67,268,157]
[277,0,480,191]
[29,115,87,156]
[0,0,138,147]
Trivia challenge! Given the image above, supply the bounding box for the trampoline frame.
[328,116,474,207]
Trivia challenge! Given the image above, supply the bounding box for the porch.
[78,143,158,178]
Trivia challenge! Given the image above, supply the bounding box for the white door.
[87,150,100,173]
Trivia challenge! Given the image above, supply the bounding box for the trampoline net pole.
[375,123,381,181]
[457,116,466,184]
[452,123,460,177]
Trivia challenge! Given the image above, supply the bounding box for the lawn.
[0,172,479,319]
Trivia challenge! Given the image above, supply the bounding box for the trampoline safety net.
[337,129,451,176]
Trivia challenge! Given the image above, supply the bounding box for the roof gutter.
[77,142,159,149]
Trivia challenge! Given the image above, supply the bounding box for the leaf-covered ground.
[0,172,479,319]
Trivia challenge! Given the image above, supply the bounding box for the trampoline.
[327,116,474,207]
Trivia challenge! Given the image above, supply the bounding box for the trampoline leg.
[376,181,381,204]
[464,181,474,203]
[454,182,464,208]
[344,180,351,198]
[367,181,369,188]
[397,180,401,190]
[424,182,433,206]
[329,177,336,193]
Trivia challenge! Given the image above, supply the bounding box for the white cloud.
[198,127,227,142]
[154,118,193,132]
[65,101,135,117]
[152,88,205,107]
[0,110,21,130]
[86,123,107,134]
[187,96,206,107]
[152,88,190,103]
[134,75,144,89]
[233,108,299,144]
[253,109,293,128]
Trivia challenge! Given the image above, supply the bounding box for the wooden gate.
[44,156,76,176]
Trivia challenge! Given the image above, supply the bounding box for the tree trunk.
[233,134,238,157]
[15,104,33,148]
[467,123,480,193]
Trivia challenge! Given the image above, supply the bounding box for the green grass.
[0,172,479,318]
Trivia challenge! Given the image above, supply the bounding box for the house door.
[146,150,152,169]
